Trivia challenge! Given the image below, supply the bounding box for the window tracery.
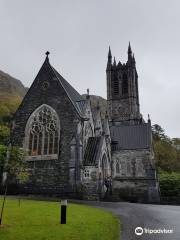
[26,105,60,157]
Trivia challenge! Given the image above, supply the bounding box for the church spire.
[108,46,112,58]
[128,42,132,61]
[128,42,132,55]
[107,46,112,65]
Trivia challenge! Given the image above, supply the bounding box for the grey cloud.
[0,0,179,137]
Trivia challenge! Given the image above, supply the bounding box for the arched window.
[116,161,121,174]
[25,104,60,158]
[102,154,109,179]
[122,73,128,95]
[113,76,119,95]
[135,158,145,177]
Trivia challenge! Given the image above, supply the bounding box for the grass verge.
[0,198,120,240]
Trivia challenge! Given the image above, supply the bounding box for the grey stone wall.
[11,61,81,195]
[111,149,160,202]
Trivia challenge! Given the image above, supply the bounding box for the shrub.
[159,172,180,197]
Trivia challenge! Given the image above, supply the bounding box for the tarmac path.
[79,201,180,240]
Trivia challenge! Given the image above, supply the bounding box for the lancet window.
[122,73,128,95]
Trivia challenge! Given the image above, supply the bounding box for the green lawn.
[0,198,120,240]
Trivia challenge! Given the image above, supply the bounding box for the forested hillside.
[0,70,27,123]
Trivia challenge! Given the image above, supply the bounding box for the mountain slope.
[0,70,26,97]
[0,69,107,123]
[0,70,27,122]
[82,94,107,118]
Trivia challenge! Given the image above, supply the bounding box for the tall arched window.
[113,77,119,95]
[122,73,128,95]
[116,161,121,174]
[102,154,109,180]
[25,104,60,158]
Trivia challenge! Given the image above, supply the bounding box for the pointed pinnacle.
[128,42,132,54]
[132,53,136,63]
[86,88,90,99]
[108,46,112,58]
[113,57,116,66]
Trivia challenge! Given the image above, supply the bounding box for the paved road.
[4,196,180,240]
[78,201,180,240]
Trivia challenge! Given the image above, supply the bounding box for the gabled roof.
[44,57,87,118]
[84,137,102,166]
[110,123,151,150]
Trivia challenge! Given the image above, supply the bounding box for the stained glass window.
[26,105,60,157]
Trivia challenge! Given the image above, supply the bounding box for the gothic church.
[11,44,160,202]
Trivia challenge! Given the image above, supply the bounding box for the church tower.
[108,44,160,203]
[107,43,141,125]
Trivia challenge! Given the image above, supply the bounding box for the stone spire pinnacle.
[86,88,90,99]
[113,57,116,66]
[108,46,112,58]
[128,42,132,55]
[128,42,133,62]
[108,46,112,64]
[132,53,136,64]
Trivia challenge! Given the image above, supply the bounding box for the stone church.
[11,44,160,202]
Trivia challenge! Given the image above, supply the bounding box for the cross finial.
[45,51,50,60]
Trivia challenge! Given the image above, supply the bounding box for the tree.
[152,124,180,173]
[0,146,29,225]
[0,145,7,184]
[0,125,10,145]
[7,146,29,182]
[152,124,170,141]
[154,139,177,172]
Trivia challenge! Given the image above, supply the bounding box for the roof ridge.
[49,64,85,118]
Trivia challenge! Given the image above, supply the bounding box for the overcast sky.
[0,0,179,138]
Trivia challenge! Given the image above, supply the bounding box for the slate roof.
[110,123,151,150]
[48,61,87,118]
[84,137,102,165]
